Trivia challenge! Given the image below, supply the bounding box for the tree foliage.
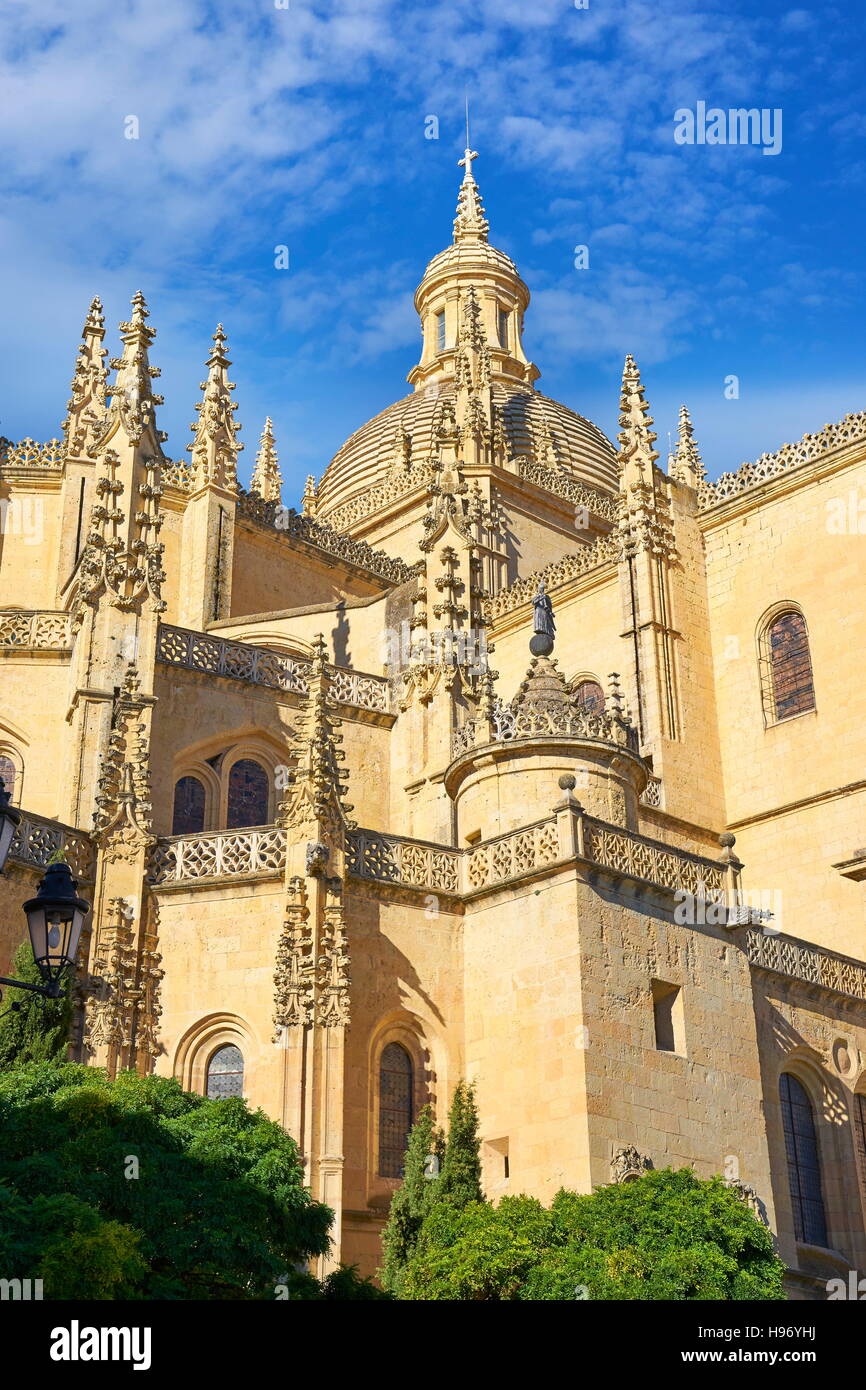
[0,1062,388,1299]
[380,1081,481,1294]
[0,940,73,1070]
[401,1169,787,1301]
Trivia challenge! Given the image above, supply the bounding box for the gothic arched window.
[574,679,605,714]
[780,1072,828,1247]
[0,753,18,805]
[378,1043,414,1178]
[207,1044,244,1099]
[172,775,206,835]
[226,759,269,829]
[764,610,815,723]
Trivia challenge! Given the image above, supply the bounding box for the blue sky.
[0,0,863,496]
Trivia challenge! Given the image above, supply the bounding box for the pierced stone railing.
[157,624,307,693]
[9,810,95,882]
[149,826,288,886]
[483,534,619,622]
[0,438,65,472]
[583,818,726,898]
[0,611,72,649]
[451,698,638,759]
[464,818,562,891]
[517,458,618,522]
[156,624,389,713]
[698,410,866,511]
[347,810,728,901]
[346,829,461,894]
[640,775,663,809]
[746,928,866,1004]
[236,491,413,586]
[161,458,195,492]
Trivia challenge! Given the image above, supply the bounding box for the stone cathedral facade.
[1,151,866,1298]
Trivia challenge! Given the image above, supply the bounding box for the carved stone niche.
[611,1144,653,1183]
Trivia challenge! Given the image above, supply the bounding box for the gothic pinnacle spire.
[63,295,109,456]
[453,143,489,244]
[669,403,706,485]
[107,291,167,447]
[617,354,659,472]
[187,322,243,492]
[250,416,282,503]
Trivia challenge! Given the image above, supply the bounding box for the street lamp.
[22,862,90,995]
[0,776,21,874]
[0,859,90,1004]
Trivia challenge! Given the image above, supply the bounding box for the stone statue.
[530,580,556,656]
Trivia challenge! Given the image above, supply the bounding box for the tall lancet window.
[780,1073,828,1248]
[226,759,269,829]
[761,610,815,723]
[379,1043,413,1178]
[172,775,206,835]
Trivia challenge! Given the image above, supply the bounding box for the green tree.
[437,1080,482,1209]
[401,1169,786,1301]
[0,941,73,1070]
[0,1061,388,1299]
[379,1104,443,1295]
[379,1081,481,1293]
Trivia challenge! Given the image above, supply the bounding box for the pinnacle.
[453,147,490,243]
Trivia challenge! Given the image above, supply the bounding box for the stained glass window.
[379,1043,413,1178]
[207,1044,244,1099]
[780,1072,828,1247]
[574,680,605,713]
[226,759,269,829]
[0,754,17,805]
[768,612,815,721]
[172,775,206,835]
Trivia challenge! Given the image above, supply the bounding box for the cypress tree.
[438,1080,483,1209]
[0,939,73,1070]
[379,1104,444,1294]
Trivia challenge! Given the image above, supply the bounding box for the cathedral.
[1,147,865,1298]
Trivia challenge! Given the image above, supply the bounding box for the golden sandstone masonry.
[1,149,865,1296]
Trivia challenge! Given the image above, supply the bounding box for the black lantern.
[22,861,90,993]
[0,777,21,874]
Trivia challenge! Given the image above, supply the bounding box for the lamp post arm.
[0,974,62,998]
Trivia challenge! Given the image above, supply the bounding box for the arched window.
[764,610,815,722]
[378,1043,413,1178]
[780,1073,828,1247]
[573,679,605,714]
[0,753,18,805]
[226,759,269,829]
[172,775,206,835]
[436,311,446,353]
[207,1044,244,1099]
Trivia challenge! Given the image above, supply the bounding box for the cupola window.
[436,311,446,352]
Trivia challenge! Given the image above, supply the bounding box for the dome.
[314,147,618,526]
[315,382,617,523]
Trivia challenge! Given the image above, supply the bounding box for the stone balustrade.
[746,928,866,1004]
[451,697,638,759]
[0,438,65,472]
[0,611,72,650]
[155,623,389,713]
[149,826,288,886]
[9,810,95,882]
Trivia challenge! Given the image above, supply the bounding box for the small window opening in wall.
[503,1152,510,1180]
[436,311,446,352]
[465,828,481,846]
[652,980,685,1055]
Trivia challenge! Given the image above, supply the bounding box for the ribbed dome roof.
[315,382,617,521]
